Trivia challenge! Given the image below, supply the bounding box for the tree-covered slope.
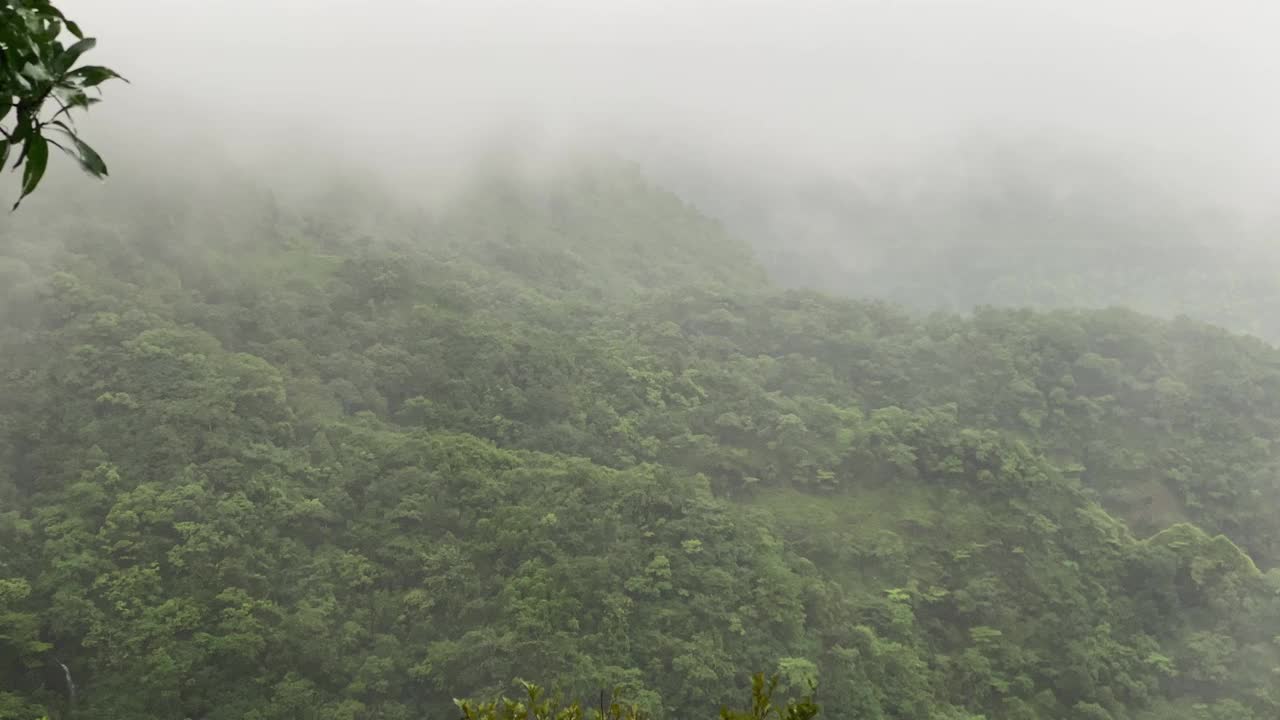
[2,164,1279,720]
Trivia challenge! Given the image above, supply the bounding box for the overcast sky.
[62,0,1280,204]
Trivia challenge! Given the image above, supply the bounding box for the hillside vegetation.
[2,163,1279,720]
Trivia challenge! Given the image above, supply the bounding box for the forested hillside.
[2,162,1280,720]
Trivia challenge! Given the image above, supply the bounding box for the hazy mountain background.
[4,2,1280,720]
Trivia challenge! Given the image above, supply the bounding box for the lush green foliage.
[0,0,122,207]
[2,163,1279,719]
[454,673,818,720]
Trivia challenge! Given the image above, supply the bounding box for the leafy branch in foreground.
[454,674,820,720]
[0,0,125,208]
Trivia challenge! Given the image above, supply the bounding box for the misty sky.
[64,0,1280,204]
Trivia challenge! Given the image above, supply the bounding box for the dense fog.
[62,0,1278,194]
[52,1,1280,329]
[5,3,1280,720]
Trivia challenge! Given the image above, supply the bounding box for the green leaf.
[65,20,83,39]
[2,45,24,72]
[20,62,52,85]
[53,86,94,111]
[9,116,34,148]
[41,20,63,44]
[0,139,10,170]
[71,135,106,177]
[40,3,69,22]
[54,37,95,74]
[66,65,126,87]
[14,134,47,209]
[49,122,107,177]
